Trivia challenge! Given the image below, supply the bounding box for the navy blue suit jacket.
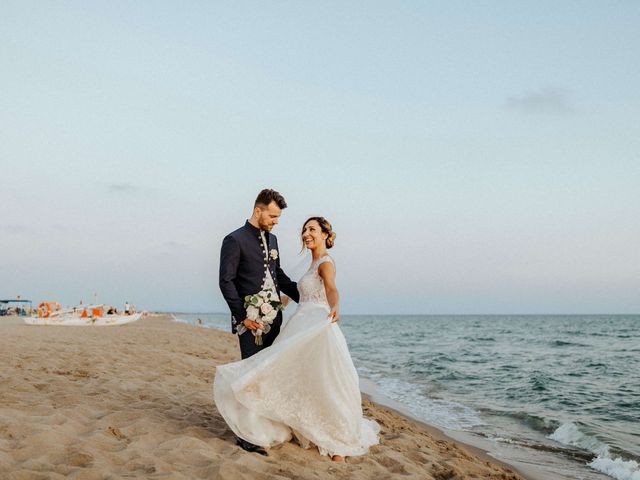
[219,221,300,333]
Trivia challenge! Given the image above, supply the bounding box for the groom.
[219,189,299,359]
[219,189,300,454]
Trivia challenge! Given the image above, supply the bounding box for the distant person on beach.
[215,215,380,461]
[218,188,300,453]
[124,302,130,315]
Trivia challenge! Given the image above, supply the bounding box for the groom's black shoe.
[236,437,268,456]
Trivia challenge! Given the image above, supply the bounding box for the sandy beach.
[0,314,527,479]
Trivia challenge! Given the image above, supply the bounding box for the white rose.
[254,297,264,307]
[264,309,277,322]
[270,249,278,260]
[260,303,273,315]
[246,305,259,320]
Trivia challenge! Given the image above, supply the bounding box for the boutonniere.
[270,249,278,260]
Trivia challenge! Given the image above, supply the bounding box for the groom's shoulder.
[225,224,252,242]
[226,225,243,238]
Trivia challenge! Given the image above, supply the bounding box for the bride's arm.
[318,262,340,322]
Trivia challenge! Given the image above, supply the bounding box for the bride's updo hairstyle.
[302,217,337,249]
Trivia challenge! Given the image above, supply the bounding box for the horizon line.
[160,311,640,316]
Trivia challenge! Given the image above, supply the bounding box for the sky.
[2,1,639,314]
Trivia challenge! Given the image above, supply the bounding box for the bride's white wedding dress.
[214,256,380,457]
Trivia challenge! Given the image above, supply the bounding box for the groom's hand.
[243,319,261,330]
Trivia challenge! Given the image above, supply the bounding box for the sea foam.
[370,376,484,430]
[589,456,640,480]
[549,422,640,480]
[548,422,609,456]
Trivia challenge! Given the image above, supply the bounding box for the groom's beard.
[259,222,275,232]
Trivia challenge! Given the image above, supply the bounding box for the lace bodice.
[298,256,334,305]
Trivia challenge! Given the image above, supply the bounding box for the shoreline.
[177,314,559,479]
[360,381,546,480]
[1,314,528,479]
[172,314,539,479]
[166,314,625,480]
[176,314,543,479]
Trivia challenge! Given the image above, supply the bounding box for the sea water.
[173,313,639,480]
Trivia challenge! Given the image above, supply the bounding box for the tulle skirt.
[213,302,380,457]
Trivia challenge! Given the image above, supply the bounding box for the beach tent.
[0,299,33,316]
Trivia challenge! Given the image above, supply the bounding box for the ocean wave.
[529,371,555,391]
[492,410,559,434]
[549,422,640,480]
[463,336,496,342]
[370,376,484,430]
[484,434,593,460]
[548,422,609,456]
[590,456,640,480]
[551,339,589,347]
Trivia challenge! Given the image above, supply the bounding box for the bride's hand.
[329,308,339,323]
[280,295,290,308]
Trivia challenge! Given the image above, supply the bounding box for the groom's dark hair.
[255,189,287,209]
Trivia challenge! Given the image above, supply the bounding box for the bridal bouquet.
[244,290,284,345]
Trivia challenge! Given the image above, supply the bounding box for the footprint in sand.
[376,453,411,475]
[67,452,94,468]
[108,426,128,441]
[432,463,463,480]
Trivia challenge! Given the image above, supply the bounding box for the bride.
[214,216,379,461]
